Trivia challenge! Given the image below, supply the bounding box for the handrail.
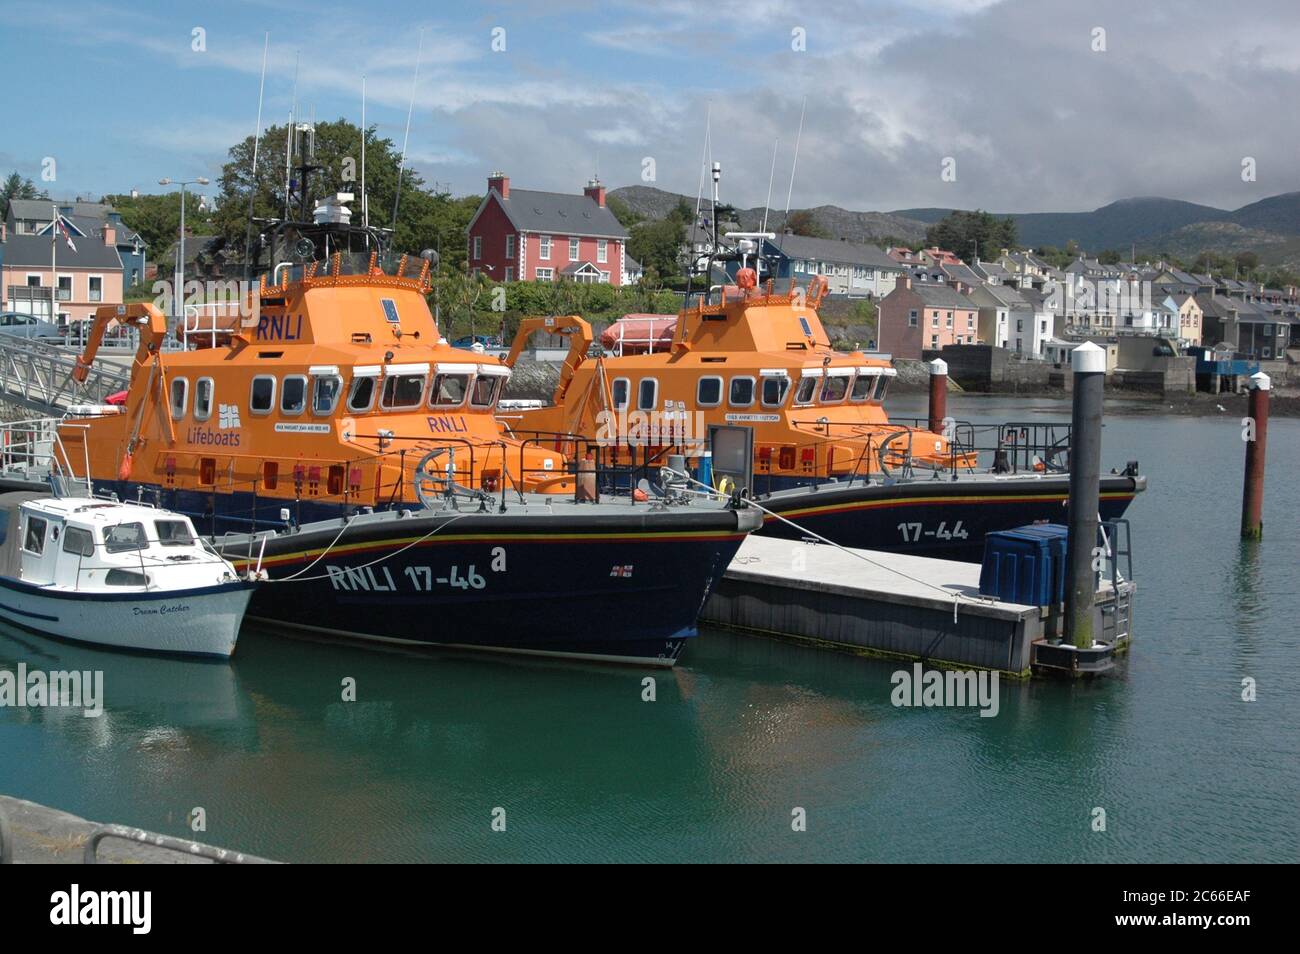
[84,824,278,864]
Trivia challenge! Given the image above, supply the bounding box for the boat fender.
[118,452,134,481]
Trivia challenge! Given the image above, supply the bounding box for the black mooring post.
[1066,342,1105,650]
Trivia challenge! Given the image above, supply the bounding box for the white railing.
[0,418,92,495]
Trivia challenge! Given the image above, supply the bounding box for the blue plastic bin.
[978,523,1069,606]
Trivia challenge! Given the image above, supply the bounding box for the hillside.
[611,185,1300,268]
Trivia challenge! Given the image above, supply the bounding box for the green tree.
[924,210,1016,263]
[1097,249,1122,265]
[1,171,45,217]
[606,194,643,229]
[786,209,829,238]
[628,216,686,280]
[100,191,214,262]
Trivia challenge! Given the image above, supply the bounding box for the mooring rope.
[665,469,995,621]
[260,511,472,584]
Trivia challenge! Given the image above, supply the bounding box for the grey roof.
[941,262,984,286]
[909,283,975,309]
[971,282,1031,310]
[625,256,641,271]
[4,198,55,221]
[767,234,903,271]
[0,230,123,269]
[492,188,627,239]
[971,259,1009,281]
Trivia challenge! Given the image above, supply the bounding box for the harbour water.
[1,395,1296,863]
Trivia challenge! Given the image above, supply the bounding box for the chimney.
[487,171,509,199]
[955,281,967,295]
[584,177,606,207]
[900,275,912,290]
[103,224,116,246]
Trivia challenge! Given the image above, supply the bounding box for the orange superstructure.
[502,273,975,485]
[60,253,574,533]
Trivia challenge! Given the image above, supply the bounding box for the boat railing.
[181,302,250,349]
[501,431,681,504]
[0,417,92,496]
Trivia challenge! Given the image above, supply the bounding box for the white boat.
[0,492,253,658]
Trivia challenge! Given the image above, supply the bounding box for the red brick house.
[465,173,631,285]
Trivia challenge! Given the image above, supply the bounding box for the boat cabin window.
[381,374,427,410]
[430,373,469,408]
[820,374,850,403]
[104,523,147,554]
[169,377,188,420]
[729,377,755,407]
[637,378,658,412]
[194,377,214,421]
[348,376,376,412]
[469,375,501,409]
[611,378,630,411]
[794,376,818,405]
[313,375,342,416]
[761,376,790,407]
[63,526,95,557]
[105,569,149,587]
[156,520,195,547]
[22,515,47,554]
[850,374,874,402]
[874,377,891,401]
[250,375,276,415]
[697,376,723,407]
[281,375,308,416]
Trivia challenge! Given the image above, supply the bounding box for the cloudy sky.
[2,0,1298,213]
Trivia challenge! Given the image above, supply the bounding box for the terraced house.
[466,173,630,285]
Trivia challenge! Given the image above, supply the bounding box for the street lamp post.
[158,176,210,323]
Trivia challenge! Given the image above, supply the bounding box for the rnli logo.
[427,416,469,434]
[218,404,241,429]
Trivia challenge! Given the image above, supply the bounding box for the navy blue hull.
[0,479,756,664]
[756,475,1142,561]
[229,511,750,665]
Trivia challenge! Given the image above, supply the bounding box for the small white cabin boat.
[0,493,253,658]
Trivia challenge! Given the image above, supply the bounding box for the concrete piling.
[1241,371,1270,539]
[1065,342,1105,650]
[928,358,948,435]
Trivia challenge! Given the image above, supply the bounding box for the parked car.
[0,312,62,340]
[451,334,504,350]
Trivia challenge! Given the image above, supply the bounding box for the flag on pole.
[56,216,77,252]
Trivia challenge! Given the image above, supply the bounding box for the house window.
[932,312,939,328]
[946,311,953,327]
[539,235,552,259]
[967,316,975,329]
[598,271,610,283]
[535,267,553,281]
[88,276,103,302]
[931,335,939,347]
[472,236,482,260]
[697,376,722,407]
[1016,319,1023,332]
[908,310,918,327]
[26,275,41,287]
[569,238,579,261]
[57,276,71,301]
[505,234,515,259]
[505,267,514,282]
[597,240,608,264]
[637,378,658,411]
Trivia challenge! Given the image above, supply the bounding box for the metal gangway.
[0,331,131,414]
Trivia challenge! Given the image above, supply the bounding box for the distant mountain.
[610,185,1300,270]
[609,186,930,244]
